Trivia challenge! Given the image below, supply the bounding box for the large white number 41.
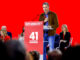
[29,32,38,40]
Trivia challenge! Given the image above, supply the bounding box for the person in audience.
[5,40,26,60]
[0,30,10,42]
[1,26,12,40]
[59,24,71,52]
[21,27,24,37]
[0,39,8,60]
[26,52,33,60]
[18,27,24,46]
[62,46,80,60]
[29,51,40,60]
[0,30,1,40]
[48,49,62,60]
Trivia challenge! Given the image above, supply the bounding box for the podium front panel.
[24,21,43,54]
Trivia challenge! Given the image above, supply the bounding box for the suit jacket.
[60,32,71,45]
[7,32,12,40]
[39,11,59,36]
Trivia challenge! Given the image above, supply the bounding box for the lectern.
[24,21,43,60]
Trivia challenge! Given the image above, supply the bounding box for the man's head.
[29,51,40,60]
[1,26,7,36]
[42,2,49,14]
[5,40,26,60]
[48,49,62,60]
[1,26,7,31]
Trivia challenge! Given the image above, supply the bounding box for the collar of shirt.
[44,11,50,18]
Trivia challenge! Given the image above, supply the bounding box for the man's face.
[43,5,49,13]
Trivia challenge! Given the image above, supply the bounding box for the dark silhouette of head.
[48,49,62,60]
[62,45,80,60]
[0,39,7,60]
[5,40,26,60]
[29,51,40,60]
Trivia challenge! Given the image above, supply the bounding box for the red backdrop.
[0,0,80,46]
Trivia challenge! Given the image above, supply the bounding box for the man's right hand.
[44,18,48,22]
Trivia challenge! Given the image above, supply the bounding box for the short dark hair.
[29,51,40,60]
[5,40,26,60]
[48,49,62,60]
[43,2,49,6]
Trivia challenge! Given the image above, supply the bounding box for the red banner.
[24,21,43,54]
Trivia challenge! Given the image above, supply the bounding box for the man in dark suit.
[39,2,59,60]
